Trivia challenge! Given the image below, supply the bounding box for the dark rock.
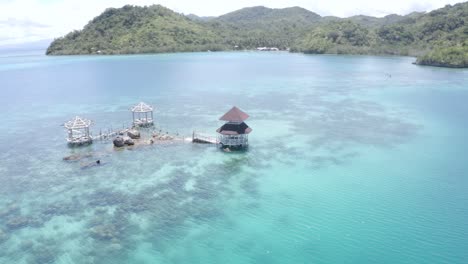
[127,129,140,139]
[113,136,125,147]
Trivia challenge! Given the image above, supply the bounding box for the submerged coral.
[6,216,30,230]
[0,203,20,218]
[19,240,34,250]
[88,189,128,207]
[0,229,9,244]
[31,246,57,264]
[90,224,121,241]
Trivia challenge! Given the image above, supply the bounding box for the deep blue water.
[0,51,467,264]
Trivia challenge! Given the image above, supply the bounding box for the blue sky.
[0,0,464,46]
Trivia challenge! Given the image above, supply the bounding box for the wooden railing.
[220,137,248,146]
[192,131,219,144]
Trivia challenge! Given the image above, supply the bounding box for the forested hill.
[215,6,321,24]
[46,5,225,54]
[207,6,322,49]
[292,3,468,67]
[46,3,468,68]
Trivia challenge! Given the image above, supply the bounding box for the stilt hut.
[217,106,252,149]
[64,116,93,146]
[131,102,154,127]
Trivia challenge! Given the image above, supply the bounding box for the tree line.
[47,3,468,68]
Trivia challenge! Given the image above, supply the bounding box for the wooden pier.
[192,131,219,144]
[93,128,129,141]
[63,103,251,151]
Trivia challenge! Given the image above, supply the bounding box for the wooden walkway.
[91,124,186,143]
[93,128,130,141]
[192,131,219,144]
[81,124,217,146]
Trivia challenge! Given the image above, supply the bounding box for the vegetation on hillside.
[46,3,468,68]
[292,3,468,60]
[47,5,226,55]
[205,6,322,49]
[416,44,468,67]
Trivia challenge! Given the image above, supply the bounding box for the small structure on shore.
[257,47,279,51]
[64,116,93,146]
[131,102,154,127]
[217,106,252,149]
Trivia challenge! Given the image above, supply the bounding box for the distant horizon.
[0,0,465,46]
[184,5,429,18]
[0,39,52,51]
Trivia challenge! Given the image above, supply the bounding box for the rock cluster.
[124,137,134,146]
[113,136,135,147]
[127,129,140,139]
[152,133,174,141]
[113,136,125,147]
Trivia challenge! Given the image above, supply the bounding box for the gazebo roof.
[217,122,252,135]
[64,116,92,129]
[219,106,249,122]
[131,102,153,113]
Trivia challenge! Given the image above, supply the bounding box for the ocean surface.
[0,50,467,264]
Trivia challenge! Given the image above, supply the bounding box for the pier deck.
[192,131,219,144]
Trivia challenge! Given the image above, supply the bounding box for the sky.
[0,0,465,46]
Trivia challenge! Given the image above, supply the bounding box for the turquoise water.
[0,51,467,264]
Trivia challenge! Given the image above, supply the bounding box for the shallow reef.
[31,246,57,264]
[6,216,30,230]
[0,229,9,244]
[0,72,427,263]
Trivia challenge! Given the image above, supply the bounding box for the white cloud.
[0,0,464,45]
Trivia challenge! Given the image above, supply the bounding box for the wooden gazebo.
[131,102,154,127]
[64,116,93,146]
[217,106,252,149]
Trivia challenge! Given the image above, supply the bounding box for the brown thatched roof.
[219,106,249,122]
